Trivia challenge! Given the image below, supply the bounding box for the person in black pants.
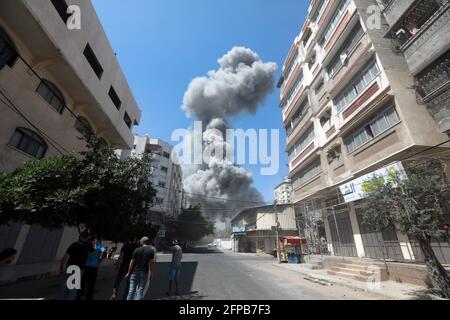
[110,238,139,300]
[77,236,106,300]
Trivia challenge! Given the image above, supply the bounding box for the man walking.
[77,235,106,300]
[110,238,139,300]
[166,240,183,296]
[58,231,94,300]
[125,237,157,300]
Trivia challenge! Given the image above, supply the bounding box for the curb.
[271,263,410,300]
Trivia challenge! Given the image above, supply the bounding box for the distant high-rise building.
[274,177,293,204]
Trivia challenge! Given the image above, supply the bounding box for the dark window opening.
[124,112,132,129]
[74,116,93,137]
[163,151,170,159]
[83,44,103,79]
[51,0,70,24]
[36,80,66,113]
[9,127,47,159]
[108,86,122,110]
[0,26,18,69]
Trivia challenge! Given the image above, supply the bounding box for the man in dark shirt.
[110,238,139,300]
[125,237,157,300]
[57,231,94,300]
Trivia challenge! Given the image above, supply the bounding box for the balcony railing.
[286,105,311,137]
[390,0,447,48]
[415,49,450,101]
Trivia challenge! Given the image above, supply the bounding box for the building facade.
[118,135,184,224]
[0,0,141,284]
[274,177,293,204]
[379,0,450,133]
[231,205,298,254]
[277,0,450,262]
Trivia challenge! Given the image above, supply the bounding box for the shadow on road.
[114,261,200,300]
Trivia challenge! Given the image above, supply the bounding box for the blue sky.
[92,0,309,202]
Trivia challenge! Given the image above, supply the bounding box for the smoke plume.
[181,47,277,220]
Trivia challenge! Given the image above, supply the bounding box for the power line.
[0,89,69,155]
[1,34,102,143]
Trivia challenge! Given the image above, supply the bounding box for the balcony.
[327,33,372,95]
[390,0,450,73]
[286,109,313,148]
[415,49,450,133]
[381,0,417,28]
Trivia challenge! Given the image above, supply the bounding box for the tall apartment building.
[118,135,184,223]
[277,0,450,261]
[274,177,293,204]
[0,0,141,284]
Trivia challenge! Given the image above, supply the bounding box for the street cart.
[278,236,307,263]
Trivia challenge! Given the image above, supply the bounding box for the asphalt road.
[0,247,385,300]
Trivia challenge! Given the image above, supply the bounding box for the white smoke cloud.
[181,47,277,219]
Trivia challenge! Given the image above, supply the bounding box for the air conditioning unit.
[340,52,348,64]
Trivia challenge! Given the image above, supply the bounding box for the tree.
[362,160,450,298]
[174,206,215,243]
[0,134,157,241]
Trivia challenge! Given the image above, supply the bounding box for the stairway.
[327,259,389,282]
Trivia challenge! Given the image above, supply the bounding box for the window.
[98,138,108,148]
[285,71,304,103]
[83,44,103,79]
[288,125,315,162]
[51,0,70,24]
[0,26,18,69]
[334,60,380,112]
[327,22,364,78]
[163,151,170,159]
[319,0,349,47]
[36,80,66,113]
[124,112,132,129]
[308,52,317,69]
[292,158,322,189]
[302,28,312,46]
[161,166,168,173]
[311,0,329,23]
[108,86,122,110]
[9,128,47,159]
[74,116,93,136]
[345,105,400,153]
[286,98,310,136]
[155,197,164,205]
[158,181,166,188]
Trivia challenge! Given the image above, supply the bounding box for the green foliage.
[174,206,215,243]
[0,134,157,241]
[361,160,449,239]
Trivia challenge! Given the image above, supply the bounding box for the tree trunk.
[417,235,450,298]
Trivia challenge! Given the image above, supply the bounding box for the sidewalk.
[272,261,439,300]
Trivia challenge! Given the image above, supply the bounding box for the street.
[0,248,386,300]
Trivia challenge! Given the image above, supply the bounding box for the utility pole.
[274,202,281,264]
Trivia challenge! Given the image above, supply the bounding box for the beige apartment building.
[0,0,141,283]
[277,0,450,262]
[117,135,184,222]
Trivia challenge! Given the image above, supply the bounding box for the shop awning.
[279,236,306,244]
